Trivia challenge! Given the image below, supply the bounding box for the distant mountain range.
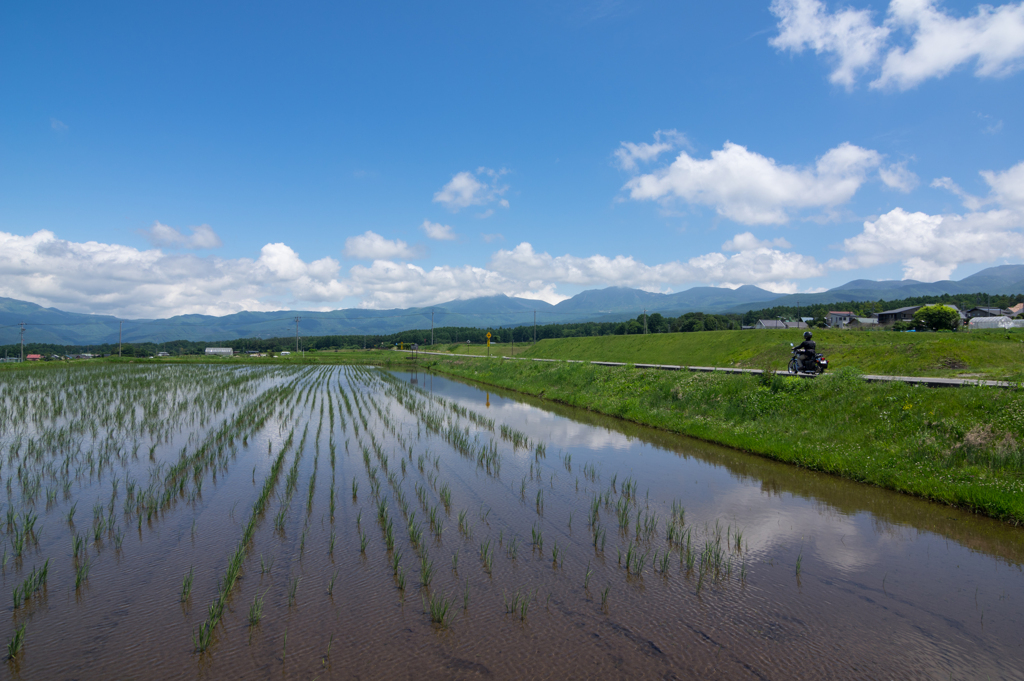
[3,264,1024,346]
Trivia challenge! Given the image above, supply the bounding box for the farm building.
[204,348,234,357]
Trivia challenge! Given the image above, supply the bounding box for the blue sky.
[1,0,1023,318]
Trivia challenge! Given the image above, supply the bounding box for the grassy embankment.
[428,328,1024,380]
[423,355,1024,524]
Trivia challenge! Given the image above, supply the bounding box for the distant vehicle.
[280,351,290,355]
[789,344,828,374]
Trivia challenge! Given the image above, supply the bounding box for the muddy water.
[3,364,1024,680]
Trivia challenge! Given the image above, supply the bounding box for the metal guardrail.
[409,351,1016,388]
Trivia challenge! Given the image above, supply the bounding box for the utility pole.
[643,309,648,334]
[533,311,536,344]
[294,316,301,353]
[431,309,434,347]
[118,320,123,357]
[19,322,26,362]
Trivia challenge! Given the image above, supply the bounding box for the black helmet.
[803,331,813,340]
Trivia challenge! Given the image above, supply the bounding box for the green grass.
[438,329,1024,380]
[426,356,1024,524]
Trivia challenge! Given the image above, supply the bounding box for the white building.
[205,347,234,357]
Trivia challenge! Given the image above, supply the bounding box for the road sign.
[486,332,491,338]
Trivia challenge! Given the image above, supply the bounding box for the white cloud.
[833,206,1024,280]
[879,161,919,192]
[489,240,824,292]
[613,129,687,171]
[771,0,1024,90]
[770,0,890,88]
[142,221,223,249]
[932,159,1024,210]
[433,167,510,212]
[836,160,1024,280]
[421,220,457,241]
[50,118,68,132]
[623,141,882,225]
[876,0,1024,89]
[343,231,419,259]
[722,232,792,251]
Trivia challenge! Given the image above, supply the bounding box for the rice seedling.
[425,591,454,628]
[248,591,265,626]
[658,551,671,574]
[439,483,452,509]
[452,551,459,571]
[288,576,300,605]
[260,555,274,574]
[360,531,368,553]
[180,566,194,601]
[327,571,338,596]
[281,629,287,663]
[390,550,403,575]
[75,562,90,590]
[506,536,519,560]
[551,543,562,568]
[351,479,358,499]
[600,585,610,610]
[795,551,803,576]
[531,524,543,549]
[6,623,26,660]
[535,489,544,514]
[458,510,469,536]
[65,502,77,525]
[274,510,286,532]
[420,553,435,587]
[480,540,494,573]
[397,567,406,591]
[584,561,593,590]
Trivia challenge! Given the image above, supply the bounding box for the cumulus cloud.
[622,141,882,225]
[836,160,1024,280]
[833,207,1024,280]
[0,224,834,319]
[433,167,510,212]
[142,221,223,249]
[343,231,419,259]
[771,0,1024,90]
[420,220,457,241]
[613,129,687,171]
[489,239,823,292]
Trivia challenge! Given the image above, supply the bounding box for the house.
[827,311,855,328]
[156,352,170,357]
[1008,303,1024,317]
[965,306,1011,319]
[204,347,234,357]
[26,354,42,361]
[877,305,922,325]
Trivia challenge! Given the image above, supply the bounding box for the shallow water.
[2,364,1023,679]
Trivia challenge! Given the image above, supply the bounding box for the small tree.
[912,305,960,331]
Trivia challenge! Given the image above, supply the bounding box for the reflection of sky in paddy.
[393,370,1024,586]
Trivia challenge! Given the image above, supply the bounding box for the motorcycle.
[789,343,828,374]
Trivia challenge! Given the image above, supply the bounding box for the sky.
[1,0,1023,319]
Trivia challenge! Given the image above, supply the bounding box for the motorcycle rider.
[794,331,816,371]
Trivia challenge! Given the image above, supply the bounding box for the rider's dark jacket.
[794,339,816,356]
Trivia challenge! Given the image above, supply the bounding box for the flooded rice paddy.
[0,363,1022,679]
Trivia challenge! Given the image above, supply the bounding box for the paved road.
[409,350,1017,388]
